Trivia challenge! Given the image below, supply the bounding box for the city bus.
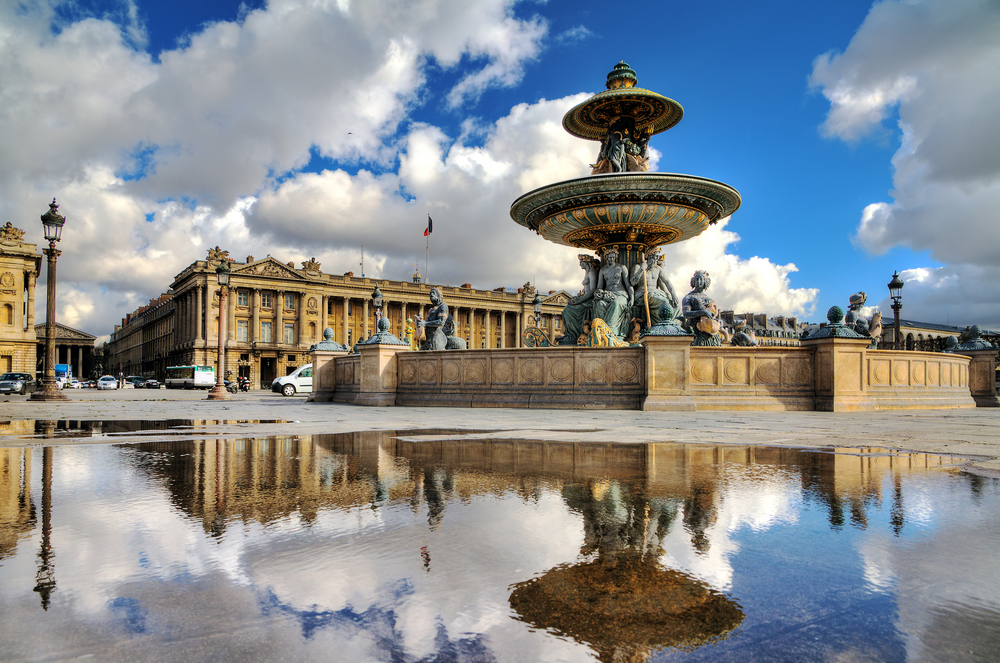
[165,365,216,389]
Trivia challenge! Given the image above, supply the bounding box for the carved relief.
[613,359,639,383]
[723,360,748,384]
[893,362,908,384]
[465,360,486,384]
[755,360,779,385]
[442,361,461,384]
[493,359,514,383]
[0,272,14,287]
[550,359,573,383]
[211,291,220,309]
[419,360,437,384]
[401,361,417,384]
[235,260,302,279]
[582,359,605,383]
[783,359,811,385]
[0,222,26,243]
[307,297,318,311]
[691,360,714,384]
[520,359,542,383]
[873,361,889,385]
[912,362,926,385]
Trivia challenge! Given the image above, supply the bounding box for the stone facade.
[33,323,96,379]
[106,252,566,387]
[0,223,40,374]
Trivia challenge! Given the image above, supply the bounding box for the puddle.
[0,419,291,440]
[1,433,998,662]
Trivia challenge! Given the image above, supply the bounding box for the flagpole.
[425,234,429,285]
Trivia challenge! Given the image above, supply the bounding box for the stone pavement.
[1,389,998,474]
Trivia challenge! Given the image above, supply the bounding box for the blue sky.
[2,0,998,336]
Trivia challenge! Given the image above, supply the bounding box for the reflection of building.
[0,448,35,560]
[0,222,40,374]
[33,322,95,379]
[106,251,568,386]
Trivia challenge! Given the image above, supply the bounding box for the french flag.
[424,215,433,237]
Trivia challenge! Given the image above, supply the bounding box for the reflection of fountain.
[510,62,740,342]
[509,479,744,662]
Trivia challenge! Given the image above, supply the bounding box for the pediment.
[233,258,306,280]
[543,291,572,306]
[34,322,96,341]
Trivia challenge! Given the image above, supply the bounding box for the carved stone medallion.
[443,361,461,383]
[465,360,486,384]
[691,360,714,384]
[401,361,417,384]
[550,359,573,382]
[493,359,514,383]
[613,359,638,383]
[582,359,605,383]
[520,359,542,383]
[0,272,13,287]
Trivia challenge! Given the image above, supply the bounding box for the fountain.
[510,62,741,342]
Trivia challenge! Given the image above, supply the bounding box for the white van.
[272,364,312,396]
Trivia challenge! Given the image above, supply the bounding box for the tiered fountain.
[510,61,741,340]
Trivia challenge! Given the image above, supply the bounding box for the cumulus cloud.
[810,0,1000,327]
[1,0,818,335]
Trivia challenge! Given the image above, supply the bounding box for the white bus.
[165,365,216,389]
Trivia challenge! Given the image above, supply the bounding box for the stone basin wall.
[312,335,994,411]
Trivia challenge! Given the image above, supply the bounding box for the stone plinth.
[308,349,349,402]
[355,343,410,407]
[800,336,875,412]
[640,336,696,411]
[962,349,1000,407]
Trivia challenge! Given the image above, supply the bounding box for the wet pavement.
[1,432,998,662]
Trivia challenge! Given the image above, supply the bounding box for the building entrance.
[260,357,276,389]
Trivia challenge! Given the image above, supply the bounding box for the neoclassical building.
[0,222,40,373]
[107,250,569,387]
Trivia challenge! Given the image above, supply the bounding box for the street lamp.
[372,284,383,319]
[30,200,68,402]
[207,259,231,400]
[532,292,542,327]
[888,271,904,350]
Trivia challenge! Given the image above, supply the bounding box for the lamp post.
[30,200,68,402]
[532,292,542,327]
[372,285,383,320]
[207,260,231,400]
[888,271,904,350]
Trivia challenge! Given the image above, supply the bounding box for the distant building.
[33,323,96,379]
[106,250,566,388]
[0,221,40,373]
[880,318,999,352]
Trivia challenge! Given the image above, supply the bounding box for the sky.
[2,0,998,339]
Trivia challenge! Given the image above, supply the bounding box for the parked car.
[0,372,37,395]
[144,379,160,389]
[64,379,82,389]
[82,380,96,388]
[271,364,313,396]
[97,375,119,390]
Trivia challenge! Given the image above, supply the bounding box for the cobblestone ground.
[1,387,998,474]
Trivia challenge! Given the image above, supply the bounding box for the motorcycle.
[238,376,250,392]
[225,380,238,394]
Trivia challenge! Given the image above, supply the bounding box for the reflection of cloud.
[856,474,1000,662]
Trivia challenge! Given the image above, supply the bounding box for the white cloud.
[0,0,818,335]
[811,0,1000,327]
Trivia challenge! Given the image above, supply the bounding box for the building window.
[261,292,272,309]
[261,321,272,343]
[287,355,296,362]
[3,304,11,325]
[238,290,248,306]
[237,319,248,342]
[285,293,294,310]
[284,323,294,344]
[554,316,561,329]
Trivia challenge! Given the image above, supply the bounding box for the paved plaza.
[1,389,997,475]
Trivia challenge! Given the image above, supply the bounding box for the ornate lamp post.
[207,260,231,400]
[888,271,904,350]
[30,200,68,402]
[532,292,543,327]
[372,285,383,320]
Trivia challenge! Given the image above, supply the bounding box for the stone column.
[251,289,259,343]
[484,308,492,350]
[275,291,283,345]
[228,283,236,342]
[320,295,327,336]
[196,285,203,342]
[515,313,521,348]
[297,292,305,346]
[363,300,369,339]
[500,312,506,349]
[77,346,83,377]
[25,272,35,329]
[342,296,349,346]
[204,285,212,343]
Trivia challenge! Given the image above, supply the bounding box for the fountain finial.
[606,61,638,90]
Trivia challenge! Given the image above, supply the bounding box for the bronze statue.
[682,270,725,346]
[443,315,467,349]
[559,254,599,344]
[592,247,633,339]
[629,249,679,327]
[415,288,449,350]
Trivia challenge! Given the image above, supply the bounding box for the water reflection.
[0,436,997,663]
